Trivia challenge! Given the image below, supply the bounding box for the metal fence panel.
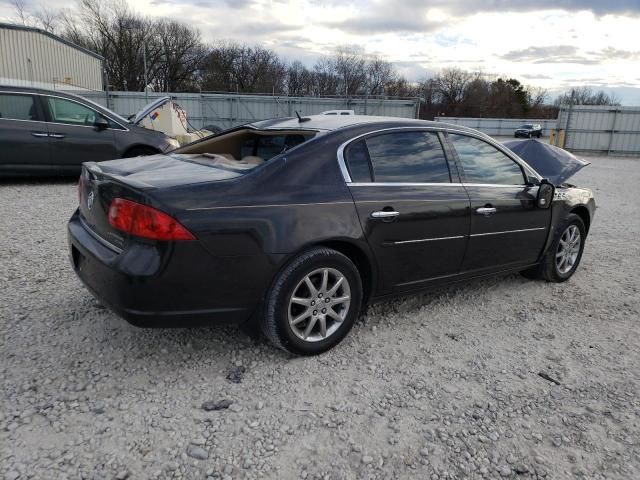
[557,105,640,156]
[433,117,557,136]
[73,91,418,130]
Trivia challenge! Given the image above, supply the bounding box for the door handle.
[31,132,48,137]
[371,210,400,219]
[476,207,497,216]
[49,133,66,139]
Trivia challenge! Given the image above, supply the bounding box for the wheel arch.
[122,144,161,158]
[570,205,591,233]
[308,239,377,305]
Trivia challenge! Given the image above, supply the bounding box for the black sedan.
[68,115,595,355]
[0,86,179,177]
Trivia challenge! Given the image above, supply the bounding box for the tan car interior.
[174,129,317,169]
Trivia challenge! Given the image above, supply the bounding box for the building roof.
[0,22,104,61]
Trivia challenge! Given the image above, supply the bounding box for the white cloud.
[1,0,639,102]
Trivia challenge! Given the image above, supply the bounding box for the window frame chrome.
[336,125,542,187]
[0,90,129,131]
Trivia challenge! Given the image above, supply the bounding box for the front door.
[342,130,471,293]
[446,132,551,274]
[41,95,115,174]
[0,92,50,174]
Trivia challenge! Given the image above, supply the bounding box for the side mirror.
[536,178,555,209]
[94,117,109,131]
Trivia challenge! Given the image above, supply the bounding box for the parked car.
[514,123,543,138]
[68,115,595,355]
[321,110,355,115]
[0,86,180,177]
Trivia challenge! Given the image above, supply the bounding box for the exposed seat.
[241,156,264,165]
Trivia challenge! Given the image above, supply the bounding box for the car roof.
[0,85,94,102]
[250,114,479,134]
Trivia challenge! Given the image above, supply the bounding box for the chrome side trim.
[347,182,529,188]
[392,227,546,245]
[469,227,546,237]
[393,235,465,245]
[79,217,123,253]
[0,90,129,131]
[349,182,464,187]
[335,125,542,184]
[187,201,354,211]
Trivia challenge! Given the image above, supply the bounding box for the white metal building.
[0,23,104,91]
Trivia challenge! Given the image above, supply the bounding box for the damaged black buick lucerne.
[68,115,595,355]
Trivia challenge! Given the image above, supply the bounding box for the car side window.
[344,140,373,182]
[0,94,40,121]
[364,131,451,183]
[45,97,101,126]
[448,134,525,185]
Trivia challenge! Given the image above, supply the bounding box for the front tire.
[521,213,586,282]
[262,247,363,355]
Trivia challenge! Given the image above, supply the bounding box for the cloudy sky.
[2,0,640,103]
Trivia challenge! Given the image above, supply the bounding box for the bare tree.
[433,67,475,106]
[332,45,367,96]
[555,87,620,106]
[365,56,395,96]
[313,56,339,96]
[286,61,315,96]
[200,42,286,94]
[11,0,59,33]
[153,19,207,92]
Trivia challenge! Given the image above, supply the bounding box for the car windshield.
[521,124,533,129]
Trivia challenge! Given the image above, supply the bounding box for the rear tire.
[520,213,586,282]
[123,146,158,158]
[262,247,362,355]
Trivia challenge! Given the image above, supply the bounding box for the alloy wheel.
[556,225,581,274]
[287,267,351,342]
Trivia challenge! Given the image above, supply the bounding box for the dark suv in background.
[514,123,543,138]
[0,86,179,177]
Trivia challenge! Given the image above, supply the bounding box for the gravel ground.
[1,153,639,480]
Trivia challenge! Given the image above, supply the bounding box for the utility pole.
[143,41,148,101]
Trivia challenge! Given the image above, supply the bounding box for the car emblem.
[87,191,95,210]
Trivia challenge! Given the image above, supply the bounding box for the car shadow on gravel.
[365,271,532,318]
[79,270,536,360]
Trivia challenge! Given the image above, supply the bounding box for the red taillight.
[78,175,84,204]
[107,198,195,241]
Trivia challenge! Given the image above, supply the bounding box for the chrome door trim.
[469,227,546,237]
[336,125,542,184]
[0,90,129,131]
[392,235,465,245]
[347,182,530,188]
[186,201,354,211]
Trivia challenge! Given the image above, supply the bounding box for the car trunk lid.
[78,153,255,249]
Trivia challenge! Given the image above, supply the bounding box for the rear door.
[41,95,116,174]
[445,132,551,274]
[0,92,50,174]
[342,129,471,293]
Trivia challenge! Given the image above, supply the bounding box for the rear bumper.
[67,210,274,327]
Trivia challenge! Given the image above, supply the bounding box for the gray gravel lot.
[1,153,639,480]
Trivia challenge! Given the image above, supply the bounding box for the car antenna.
[295,111,311,123]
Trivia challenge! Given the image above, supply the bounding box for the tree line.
[10,0,621,120]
